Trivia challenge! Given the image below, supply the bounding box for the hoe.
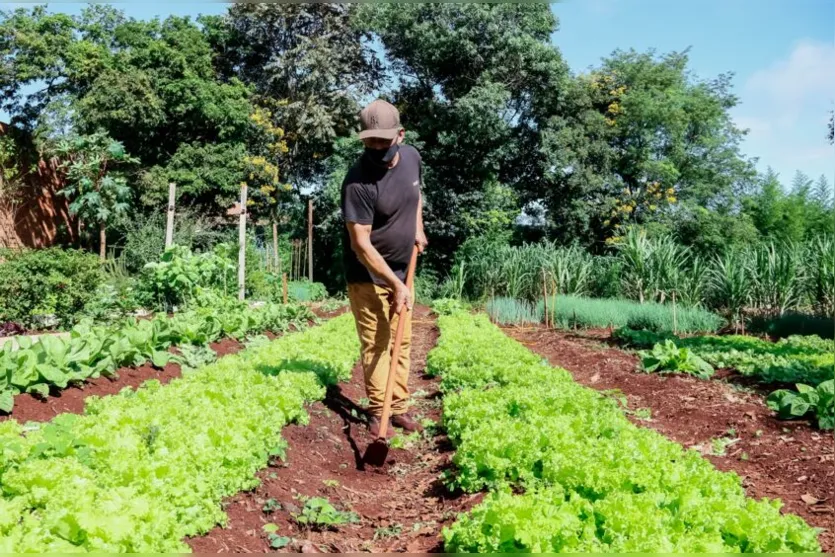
[363,245,419,467]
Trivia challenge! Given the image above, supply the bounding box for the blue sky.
[3,0,833,186]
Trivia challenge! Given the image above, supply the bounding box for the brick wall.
[0,122,75,249]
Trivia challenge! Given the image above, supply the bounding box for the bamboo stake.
[237,185,247,301]
[542,268,549,329]
[272,221,279,275]
[307,199,313,282]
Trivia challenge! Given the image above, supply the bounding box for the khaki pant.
[347,282,413,417]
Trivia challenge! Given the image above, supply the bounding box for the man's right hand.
[390,281,412,317]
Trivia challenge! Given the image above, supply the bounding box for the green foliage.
[430,298,470,317]
[430,312,821,553]
[614,327,834,387]
[767,381,834,430]
[292,496,359,530]
[640,340,715,379]
[536,295,724,334]
[0,248,104,329]
[286,280,328,303]
[0,297,315,412]
[137,246,236,310]
[0,314,359,551]
[119,209,226,274]
[485,297,539,326]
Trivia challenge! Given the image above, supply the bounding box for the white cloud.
[745,39,835,122]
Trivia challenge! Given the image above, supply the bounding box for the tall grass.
[486,297,540,326]
[455,233,835,331]
[536,295,725,334]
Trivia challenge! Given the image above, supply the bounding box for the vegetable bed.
[0,314,358,552]
[428,311,822,552]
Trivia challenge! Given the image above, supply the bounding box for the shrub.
[0,248,103,329]
[136,246,236,310]
[287,280,328,303]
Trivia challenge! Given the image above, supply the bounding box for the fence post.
[282,272,288,305]
[237,184,247,301]
[542,268,549,329]
[165,182,176,249]
[672,291,678,335]
[308,199,314,282]
[272,221,279,275]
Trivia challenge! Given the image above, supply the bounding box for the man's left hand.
[416,230,428,254]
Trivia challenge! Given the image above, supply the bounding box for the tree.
[1,6,256,214]
[204,4,382,188]
[813,174,832,210]
[576,50,756,246]
[828,110,834,145]
[52,132,137,259]
[361,3,574,267]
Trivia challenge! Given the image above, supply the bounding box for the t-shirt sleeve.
[343,182,376,225]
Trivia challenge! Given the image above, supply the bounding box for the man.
[341,99,428,438]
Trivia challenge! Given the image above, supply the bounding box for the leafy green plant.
[138,246,236,310]
[640,340,715,379]
[0,314,360,552]
[292,496,359,530]
[286,279,328,303]
[0,248,104,329]
[262,499,282,514]
[432,312,820,553]
[767,381,834,430]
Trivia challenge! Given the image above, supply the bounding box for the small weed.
[269,534,291,549]
[754,430,763,438]
[374,524,403,540]
[727,428,737,437]
[412,389,429,399]
[322,479,340,488]
[632,407,652,421]
[740,452,750,461]
[292,496,359,530]
[358,397,370,408]
[268,472,278,480]
[709,435,740,456]
[262,498,282,514]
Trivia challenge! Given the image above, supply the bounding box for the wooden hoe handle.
[377,245,419,440]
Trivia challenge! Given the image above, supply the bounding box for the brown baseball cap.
[358,99,402,140]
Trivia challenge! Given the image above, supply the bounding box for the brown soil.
[0,337,245,423]
[505,325,835,553]
[188,306,480,554]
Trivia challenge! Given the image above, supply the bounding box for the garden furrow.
[0,314,359,553]
[431,310,823,553]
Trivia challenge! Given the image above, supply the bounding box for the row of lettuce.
[427,303,821,552]
[616,328,835,430]
[0,294,316,413]
[0,313,359,552]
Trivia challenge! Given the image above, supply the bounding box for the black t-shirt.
[341,144,422,285]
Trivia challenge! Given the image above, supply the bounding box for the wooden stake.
[272,221,279,275]
[672,291,678,335]
[99,222,106,261]
[307,199,313,282]
[282,272,288,304]
[542,269,549,329]
[238,185,247,301]
[165,182,176,249]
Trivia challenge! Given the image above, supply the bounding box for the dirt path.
[505,326,834,553]
[188,306,479,553]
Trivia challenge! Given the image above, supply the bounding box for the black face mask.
[365,143,400,166]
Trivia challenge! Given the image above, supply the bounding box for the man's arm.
[416,193,427,253]
[346,222,412,313]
